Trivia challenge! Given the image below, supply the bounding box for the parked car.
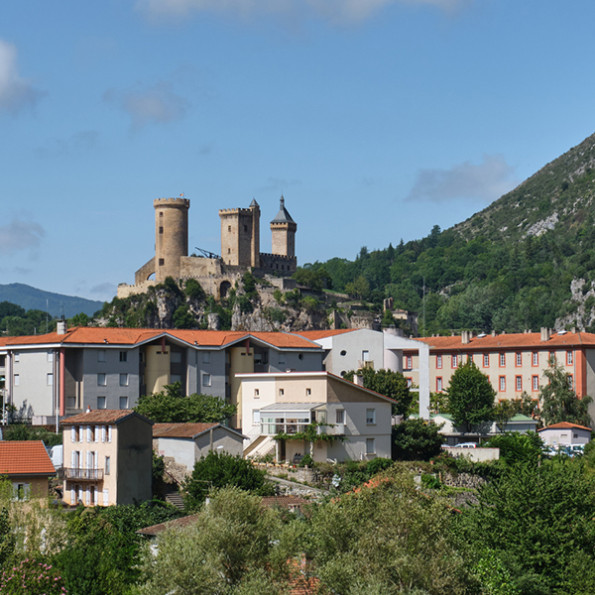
[456,442,478,448]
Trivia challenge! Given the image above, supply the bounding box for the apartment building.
[61,409,153,507]
[402,329,595,420]
[239,371,395,462]
[0,323,324,425]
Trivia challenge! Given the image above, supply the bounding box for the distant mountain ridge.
[0,283,105,318]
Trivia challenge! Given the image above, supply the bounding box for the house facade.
[0,324,324,425]
[538,421,592,447]
[0,441,56,499]
[238,371,395,463]
[61,409,153,507]
[153,422,245,475]
[402,329,595,421]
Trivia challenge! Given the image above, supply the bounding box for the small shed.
[538,422,592,447]
[153,423,246,475]
[0,441,56,499]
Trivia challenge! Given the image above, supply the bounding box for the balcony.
[64,468,104,481]
[358,360,374,370]
[317,423,345,436]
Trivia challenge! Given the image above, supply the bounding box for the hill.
[0,284,105,318]
[301,132,595,334]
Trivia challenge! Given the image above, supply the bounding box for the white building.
[239,371,395,463]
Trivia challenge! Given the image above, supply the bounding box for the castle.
[118,196,298,299]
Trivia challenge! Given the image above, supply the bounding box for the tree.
[136,488,286,594]
[483,432,543,467]
[539,360,593,427]
[392,418,444,461]
[457,459,595,593]
[343,367,411,416]
[184,452,274,510]
[134,382,236,423]
[446,360,495,434]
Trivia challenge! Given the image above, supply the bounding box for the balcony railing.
[63,468,104,481]
[358,360,374,370]
[317,423,345,436]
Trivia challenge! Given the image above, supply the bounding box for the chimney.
[462,330,471,344]
[540,327,551,342]
[56,319,67,335]
[353,374,364,387]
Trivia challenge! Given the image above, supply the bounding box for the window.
[532,375,539,392]
[159,226,163,234]
[279,388,284,396]
[87,426,95,442]
[119,396,129,409]
[97,373,106,386]
[119,373,129,387]
[119,351,127,362]
[228,225,231,232]
[202,373,211,387]
[202,351,210,364]
[108,426,113,443]
[515,376,522,391]
[105,456,111,475]
[335,409,345,424]
[566,351,573,366]
[515,352,522,367]
[254,388,259,398]
[306,388,311,396]
[436,377,443,392]
[159,258,165,265]
[97,350,106,363]
[366,438,376,454]
[499,353,506,367]
[499,376,506,392]
[252,409,260,425]
[406,377,412,387]
[366,408,376,425]
[532,352,539,366]
[340,350,347,356]
[13,353,19,363]
[97,395,106,409]
[483,354,489,368]
[436,355,442,369]
[362,350,370,362]
[13,483,30,501]
[451,354,458,368]
[567,374,573,389]
[103,489,109,506]
[71,427,78,443]
[405,356,412,370]
[549,351,556,364]
[47,373,53,386]
[14,374,19,386]
[47,351,54,363]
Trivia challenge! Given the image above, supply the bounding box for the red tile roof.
[61,409,150,426]
[0,441,55,476]
[152,422,219,438]
[0,327,323,350]
[538,421,592,432]
[412,331,595,351]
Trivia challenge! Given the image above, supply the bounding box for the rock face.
[96,277,381,333]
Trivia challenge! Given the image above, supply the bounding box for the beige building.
[239,371,395,463]
[61,409,153,507]
[402,329,595,421]
[0,441,55,499]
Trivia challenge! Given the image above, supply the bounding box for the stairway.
[164,490,185,511]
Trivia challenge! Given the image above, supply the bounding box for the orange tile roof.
[538,421,592,432]
[152,422,219,438]
[295,329,356,340]
[0,441,55,476]
[411,331,595,351]
[61,409,150,426]
[0,327,323,350]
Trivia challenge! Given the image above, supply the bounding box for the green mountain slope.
[0,283,105,318]
[303,132,595,334]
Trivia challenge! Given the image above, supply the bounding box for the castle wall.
[259,252,297,275]
[271,223,296,258]
[134,257,155,284]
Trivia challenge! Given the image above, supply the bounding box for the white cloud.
[406,155,518,204]
[0,40,43,114]
[0,219,45,256]
[135,0,467,23]
[104,82,189,130]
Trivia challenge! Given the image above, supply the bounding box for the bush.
[0,559,67,594]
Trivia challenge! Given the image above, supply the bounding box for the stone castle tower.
[119,195,297,301]
[219,199,261,268]
[270,196,296,258]
[154,197,190,283]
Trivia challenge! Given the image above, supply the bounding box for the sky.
[2,0,595,303]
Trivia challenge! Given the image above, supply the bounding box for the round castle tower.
[154,197,190,283]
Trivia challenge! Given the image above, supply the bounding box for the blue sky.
[1,0,595,303]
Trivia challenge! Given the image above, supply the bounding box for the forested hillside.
[301,132,595,335]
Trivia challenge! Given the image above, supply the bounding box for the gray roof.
[271,196,295,224]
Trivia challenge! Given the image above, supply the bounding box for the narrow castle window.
[159,258,164,265]
[159,226,163,234]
